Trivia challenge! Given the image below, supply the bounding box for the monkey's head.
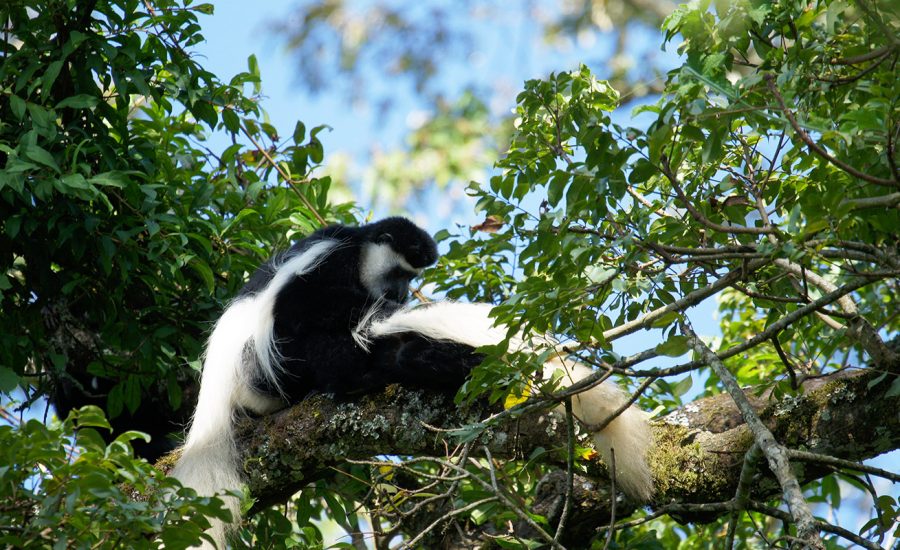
[359,217,438,302]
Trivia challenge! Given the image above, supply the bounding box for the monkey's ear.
[375,233,394,245]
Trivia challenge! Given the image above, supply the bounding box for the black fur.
[247,217,480,401]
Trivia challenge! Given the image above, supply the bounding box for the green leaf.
[55,95,100,110]
[113,430,151,444]
[74,405,113,430]
[60,173,91,190]
[672,375,693,397]
[189,258,215,294]
[40,60,64,100]
[9,95,26,120]
[293,120,306,143]
[247,54,261,94]
[629,158,656,184]
[701,127,723,163]
[650,311,679,328]
[222,109,240,133]
[89,171,130,188]
[23,145,61,173]
[0,366,20,392]
[702,52,728,76]
[4,216,21,238]
[26,103,57,137]
[886,377,900,398]
[655,335,689,357]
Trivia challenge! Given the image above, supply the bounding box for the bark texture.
[166,364,899,537]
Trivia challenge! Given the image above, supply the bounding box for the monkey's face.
[370,217,438,269]
[359,242,420,303]
[360,217,438,302]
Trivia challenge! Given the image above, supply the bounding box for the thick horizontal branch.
[844,191,900,210]
[197,361,900,531]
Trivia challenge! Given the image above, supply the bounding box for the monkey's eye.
[376,233,394,245]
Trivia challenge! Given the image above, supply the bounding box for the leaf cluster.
[0,405,227,549]
[0,0,352,422]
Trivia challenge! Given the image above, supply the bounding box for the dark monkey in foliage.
[172,217,652,548]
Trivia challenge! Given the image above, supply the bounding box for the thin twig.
[602,448,617,550]
[774,258,897,367]
[240,123,327,226]
[660,157,777,235]
[771,337,800,389]
[401,497,499,549]
[553,399,576,545]
[726,443,761,549]
[765,74,897,188]
[787,449,900,483]
[602,258,768,342]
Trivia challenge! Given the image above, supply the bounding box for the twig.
[746,501,882,550]
[682,322,824,549]
[731,283,806,304]
[401,497,499,549]
[887,120,900,181]
[773,258,897,368]
[468,276,880,444]
[765,74,897,188]
[660,157,777,235]
[553,399,575,545]
[602,258,768,342]
[597,500,883,550]
[626,186,670,217]
[435,458,562,549]
[832,45,896,65]
[787,449,900,483]
[602,448,617,550]
[482,447,499,491]
[240,123,327,226]
[771,336,800,389]
[726,443,761,549]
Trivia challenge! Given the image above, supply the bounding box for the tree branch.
[681,321,824,549]
[765,74,898,188]
[151,356,900,545]
[773,258,898,368]
[660,157,777,235]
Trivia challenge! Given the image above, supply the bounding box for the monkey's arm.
[265,331,482,402]
[368,334,484,392]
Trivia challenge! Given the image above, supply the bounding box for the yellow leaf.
[504,389,530,409]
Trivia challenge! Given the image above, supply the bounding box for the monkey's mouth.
[383,278,412,302]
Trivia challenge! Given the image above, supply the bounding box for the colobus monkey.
[171,218,480,546]
[172,217,653,549]
[233,217,480,399]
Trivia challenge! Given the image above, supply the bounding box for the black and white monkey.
[172,217,653,548]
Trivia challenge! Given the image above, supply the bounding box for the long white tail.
[547,359,654,501]
[171,240,337,549]
[170,299,266,548]
[369,301,654,501]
